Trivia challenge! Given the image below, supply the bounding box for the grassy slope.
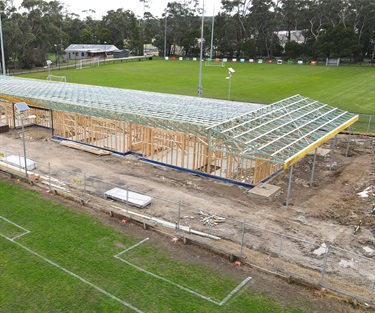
[0,181,302,313]
[21,59,375,113]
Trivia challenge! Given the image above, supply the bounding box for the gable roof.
[0,76,358,169]
[208,94,358,168]
[64,44,121,53]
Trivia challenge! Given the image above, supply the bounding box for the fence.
[353,113,375,134]
[7,55,153,76]
[0,148,374,305]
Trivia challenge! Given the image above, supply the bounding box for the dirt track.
[1,127,374,312]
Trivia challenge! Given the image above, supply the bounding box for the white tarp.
[104,187,153,208]
[1,155,36,170]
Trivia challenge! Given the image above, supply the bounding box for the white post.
[228,73,232,100]
[0,11,6,75]
[164,14,167,58]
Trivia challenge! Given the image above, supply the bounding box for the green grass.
[0,181,304,312]
[21,59,375,114]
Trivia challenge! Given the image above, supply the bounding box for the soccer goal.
[326,57,340,66]
[76,58,100,70]
[205,58,225,67]
[46,75,66,82]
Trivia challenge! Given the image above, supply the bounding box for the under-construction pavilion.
[0,76,358,187]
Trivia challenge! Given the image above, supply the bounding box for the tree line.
[0,0,374,70]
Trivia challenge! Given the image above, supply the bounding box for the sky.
[58,0,223,19]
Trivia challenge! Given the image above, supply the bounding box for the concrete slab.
[308,148,331,157]
[247,183,281,198]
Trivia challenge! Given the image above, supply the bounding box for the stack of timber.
[60,141,112,156]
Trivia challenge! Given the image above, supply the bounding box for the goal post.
[326,57,340,66]
[76,58,100,70]
[205,58,225,67]
[46,75,67,82]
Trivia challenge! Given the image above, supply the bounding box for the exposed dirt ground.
[1,127,374,312]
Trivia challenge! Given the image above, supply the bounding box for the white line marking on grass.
[0,216,143,313]
[0,215,30,240]
[115,238,252,306]
[114,237,150,258]
[219,276,252,305]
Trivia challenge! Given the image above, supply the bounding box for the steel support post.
[240,220,245,254]
[48,162,51,189]
[329,136,336,171]
[320,244,330,285]
[177,201,181,231]
[310,148,317,187]
[277,235,283,271]
[285,164,294,207]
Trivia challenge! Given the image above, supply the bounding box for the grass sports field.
[21,58,374,114]
[0,181,304,312]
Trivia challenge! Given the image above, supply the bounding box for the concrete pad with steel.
[247,183,281,198]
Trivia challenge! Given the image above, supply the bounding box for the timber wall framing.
[1,100,52,129]
[1,101,281,185]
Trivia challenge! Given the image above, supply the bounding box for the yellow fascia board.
[284,115,359,170]
[0,96,42,108]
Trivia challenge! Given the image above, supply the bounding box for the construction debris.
[353,220,362,235]
[198,210,226,227]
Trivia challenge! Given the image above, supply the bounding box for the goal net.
[76,58,100,70]
[326,58,340,66]
[205,58,225,67]
[46,75,67,82]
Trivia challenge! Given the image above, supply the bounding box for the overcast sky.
[55,0,222,19]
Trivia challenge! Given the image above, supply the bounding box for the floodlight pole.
[197,0,204,97]
[104,41,107,63]
[164,13,167,58]
[209,3,215,59]
[54,44,58,67]
[0,11,6,75]
[20,113,28,178]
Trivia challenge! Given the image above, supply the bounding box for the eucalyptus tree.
[62,13,86,44]
[3,0,65,68]
[214,12,238,58]
[347,0,375,60]
[316,23,359,58]
[143,12,160,51]
[163,0,201,56]
[278,0,307,40]
[153,11,171,57]
[220,0,252,57]
[0,10,35,70]
[249,0,281,58]
[102,9,139,51]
